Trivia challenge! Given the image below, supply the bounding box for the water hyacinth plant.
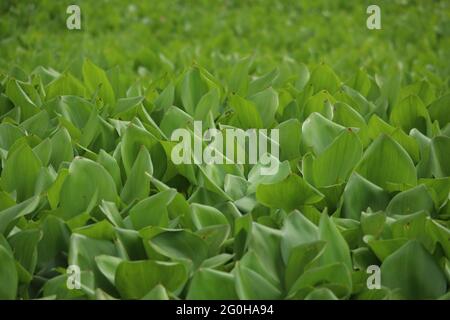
[0,0,449,300]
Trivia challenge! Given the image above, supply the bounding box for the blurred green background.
[1,0,449,89]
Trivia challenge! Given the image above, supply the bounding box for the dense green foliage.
[0,0,449,300]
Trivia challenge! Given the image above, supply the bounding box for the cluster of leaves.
[0,55,449,300]
[0,0,449,301]
[1,1,449,85]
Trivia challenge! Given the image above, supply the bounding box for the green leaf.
[224,174,248,200]
[0,196,40,235]
[381,240,447,299]
[0,123,25,150]
[60,157,117,219]
[68,234,117,271]
[256,174,324,211]
[200,253,233,269]
[190,203,228,229]
[1,141,42,201]
[368,115,420,162]
[296,63,310,91]
[97,149,122,190]
[154,83,175,111]
[180,67,208,115]
[50,127,73,169]
[248,223,283,284]
[306,129,363,187]
[37,215,70,270]
[116,260,187,299]
[302,91,334,120]
[390,212,430,245]
[129,189,176,229]
[310,63,341,94]
[247,158,291,194]
[120,146,153,204]
[428,93,450,127]
[149,229,208,268]
[276,119,302,161]
[248,68,279,95]
[234,262,282,300]
[248,87,278,127]
[315,213,352,270]
[194,88,220,121]
[113,96,144,116]
[302,112,345,154]
[386,184,434,216]
[196,224,230,257]
[390,95,429,134]
[46,73,86,100]
[356,134,417,191]
[430,136,450,177]
[229,94,263,129]
[366,237,408,261]
[120,124,165,178]
[5,79,39,120]
[116,228,147,260]
[228,57,251,96]
[426,219,450,258]
[47,168,69,209]
[288,263,352,299]
[285,241,326,291]
[74,220,115,241]
[281,210,319,263]
[187,268,238,300]
[141,284,169,300]
[95,255,122,285]
[9,229,42,274]
[160,106,193,137]
[360,211,386,237]
[82,59,115,108]
[333,102,370,146]
[342,173,389,220]
[0,245,18,299]
[305,287,339,300]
